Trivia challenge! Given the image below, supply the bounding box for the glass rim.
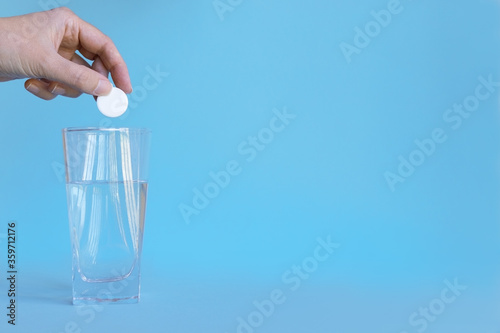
[62,127,151,134]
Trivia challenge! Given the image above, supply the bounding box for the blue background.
[1,0,500,332]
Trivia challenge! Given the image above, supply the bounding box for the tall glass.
[62,128,151,305]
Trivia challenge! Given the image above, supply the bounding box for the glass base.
[73,295,139,305]
[72,267,141,305]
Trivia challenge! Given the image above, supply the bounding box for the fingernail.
[50,85,66,96]
[93,79,112,96]
[26,83,39,94]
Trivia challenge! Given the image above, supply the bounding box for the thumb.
[43,55,113,96]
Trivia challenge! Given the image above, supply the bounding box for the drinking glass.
[62,127,151,305]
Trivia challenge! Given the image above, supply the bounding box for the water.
[66,180,148,304]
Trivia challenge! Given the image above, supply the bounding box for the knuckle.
[99,38,114,54]
[51,7,74,16]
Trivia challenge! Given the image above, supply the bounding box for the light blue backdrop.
[1,0,500,332]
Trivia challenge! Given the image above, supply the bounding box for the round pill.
[96,87,129,118]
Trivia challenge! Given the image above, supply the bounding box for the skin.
[0,7,131,100]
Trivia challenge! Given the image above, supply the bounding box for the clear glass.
[62,127,151,305]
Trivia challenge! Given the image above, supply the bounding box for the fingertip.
[49,83,65,96]
[48,82,83,99]
[123,85,133,94]
[25,80,36,92]
[92,79,113,96]
[26,84,39,97]
[115,80,132,94]
[25,79,57,100]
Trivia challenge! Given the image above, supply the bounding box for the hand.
[0,7,132,100]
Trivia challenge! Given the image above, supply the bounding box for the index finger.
[76,18,132,93]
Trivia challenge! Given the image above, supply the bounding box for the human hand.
[0,7,131,100]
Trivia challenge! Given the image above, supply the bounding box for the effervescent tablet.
[96,87,128,118]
